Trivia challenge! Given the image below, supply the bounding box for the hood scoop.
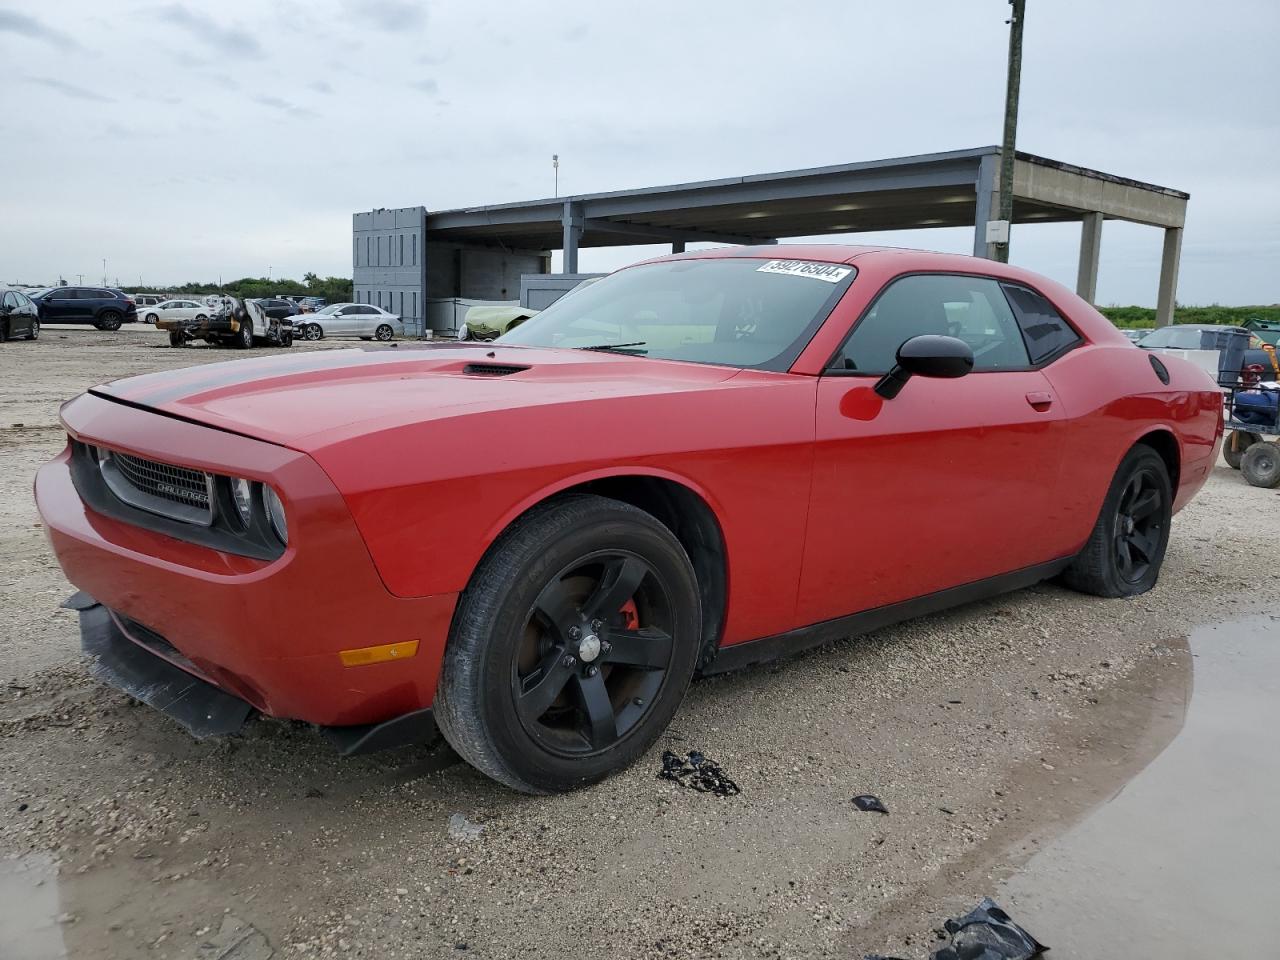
[461,362,530,377]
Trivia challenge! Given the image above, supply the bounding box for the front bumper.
[68,593,437,752]
[37,392,458,728]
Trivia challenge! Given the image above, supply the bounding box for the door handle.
[1025,391,1054,411]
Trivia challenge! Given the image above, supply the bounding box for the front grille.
[111,452,211,509]
[94,446,215,526]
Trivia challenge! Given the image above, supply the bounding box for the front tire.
[168,330,187,347]
[145,312,159,324]
[26,319,39,340]
[435,495,701,794]
[1062,445,1172,598]
[303,323,322,341]
[95,311,123,331]
[234,322,253,349]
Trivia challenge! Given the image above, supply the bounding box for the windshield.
[497,257,856,370]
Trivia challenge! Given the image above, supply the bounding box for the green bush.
[1100,305,1280,329]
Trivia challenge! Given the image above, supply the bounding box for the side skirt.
[702,557,1073,676]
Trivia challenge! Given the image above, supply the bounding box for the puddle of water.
[0,852,67,960]
[1000,615,1280,958]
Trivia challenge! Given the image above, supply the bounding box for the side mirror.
[874,334,974,399]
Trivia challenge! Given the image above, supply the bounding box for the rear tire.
[1223,430,1261,470]
[435,495,701,794]
[0,320,8,343]
[1061,445,1172,598]
[168,330,186,347]
[1241,441,1280,488]
[374,324,394,341]
[95,311,123,331]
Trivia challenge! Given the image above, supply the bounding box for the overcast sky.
[1,0,1276,305]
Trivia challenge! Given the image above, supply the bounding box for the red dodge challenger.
[35,246,1222,792]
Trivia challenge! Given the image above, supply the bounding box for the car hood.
[89,343,748,453]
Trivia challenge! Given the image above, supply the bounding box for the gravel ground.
[2,326,1277,959]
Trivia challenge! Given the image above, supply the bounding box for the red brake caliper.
[619,598,639,630]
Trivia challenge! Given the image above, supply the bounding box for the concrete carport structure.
[424,146,1189,325]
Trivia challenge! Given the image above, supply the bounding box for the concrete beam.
[1076,212,1103,302]
[1155,227,1183,328]
[1014,157,1187,229]
[582,217,768,247]
[561,201,583,274]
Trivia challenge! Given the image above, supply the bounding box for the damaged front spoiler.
[64,592,436,754]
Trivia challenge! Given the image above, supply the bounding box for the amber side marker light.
[339,640,420,667]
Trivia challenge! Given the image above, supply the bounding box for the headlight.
[230,477,253,528]
[264,486,288,544]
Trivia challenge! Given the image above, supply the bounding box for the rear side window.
[1001,284,1081,364]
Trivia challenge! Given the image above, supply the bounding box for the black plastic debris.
[853,794,889,814]
[932,898,1046,960]
[658,749,741,796]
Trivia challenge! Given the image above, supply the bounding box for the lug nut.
[586,666,599,678]
[562,655,576,667]
[568,626,581,640]
[600,640,612,654]
[591,619,603,631]
[633,697,645,706]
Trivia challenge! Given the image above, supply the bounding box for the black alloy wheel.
[435,495,701,793]
[96,311,123,331]
[1112,467,1165,585]
[1062,445,1172,598]
[514,552,677,758]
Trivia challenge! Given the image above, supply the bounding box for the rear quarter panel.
[1043,344,1221,547]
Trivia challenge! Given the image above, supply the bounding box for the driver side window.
[835,274,1031,374]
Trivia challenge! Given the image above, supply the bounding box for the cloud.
[154,4,263,58]
[26,76,115,103]
[0,9,78,46]
[253,94,318,120]
[342,0,425,32]
[411,78,438,95]
[308,79,334,95]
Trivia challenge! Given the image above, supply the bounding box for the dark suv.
[30,287,138,330]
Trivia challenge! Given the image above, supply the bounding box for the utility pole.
[553,154,559,197]
[994,0,1026,264]
[102,258,108,285]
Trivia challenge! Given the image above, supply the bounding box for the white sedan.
[143,299,211,324]
[296,303,402,341]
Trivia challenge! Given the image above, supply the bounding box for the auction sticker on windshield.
[756,260,852,283]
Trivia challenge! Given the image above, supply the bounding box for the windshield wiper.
[576,341,647,354]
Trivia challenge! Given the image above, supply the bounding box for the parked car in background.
[29,287,137,330]
[254,298,301,321]
[133,294,169,309]
[299,297,327,313]
[142,299,210,324]
[296,303,401,341]
[156,296,293,349]
[35,246,1223,793]
[0,288,40,341]
[1138,323,1276,380]
[1120,328,1146,343]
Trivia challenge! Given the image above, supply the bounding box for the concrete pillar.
[973,153,1001,259]
[1076,212,1103,303]
[561,201,583,274]
[672,240,686,254]
[1155,226,1183,328]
